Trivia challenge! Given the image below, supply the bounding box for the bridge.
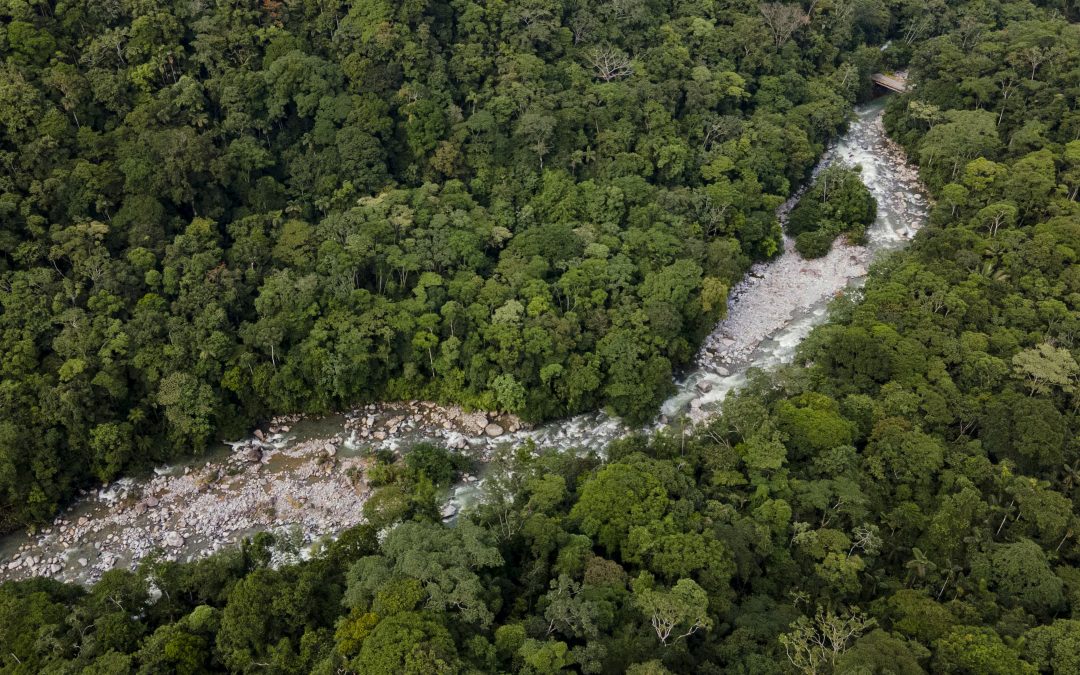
[871,72,908,93]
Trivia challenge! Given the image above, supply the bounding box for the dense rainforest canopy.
[0,0,892,530]
[3,0,1080,673]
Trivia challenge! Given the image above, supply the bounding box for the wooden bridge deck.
[871,73,908,92]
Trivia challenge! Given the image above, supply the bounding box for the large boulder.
[164,532,185,548]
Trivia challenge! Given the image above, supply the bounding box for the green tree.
[932,627,1036,675]
[570,457,672,556]
[631,573,713,647]
[354,612,461,674]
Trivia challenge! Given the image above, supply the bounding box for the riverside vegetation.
[2,0,1080,674]
[787,164,877,258]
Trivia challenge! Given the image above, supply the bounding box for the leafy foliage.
[787,165,877,258]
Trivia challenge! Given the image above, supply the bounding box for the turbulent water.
[0,98,930,585]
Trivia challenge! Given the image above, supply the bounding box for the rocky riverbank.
[1,403,522,584]
[698,111,927,372]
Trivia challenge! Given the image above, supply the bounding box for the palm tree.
[937,560,964,599]
[905,548,937,588]
[995,499,1017,537]
[1060,461,1080,492]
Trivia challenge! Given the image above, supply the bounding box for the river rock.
[323,443,336,457]
[78,558,87,567]
[485,423,504,437]
[695,381,713,394]
[164,532,185,548]
[240,446,263,463]
[440,503,458,520]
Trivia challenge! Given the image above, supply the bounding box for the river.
[0,98,929,585]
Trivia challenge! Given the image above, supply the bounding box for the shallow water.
[0,98,930,584]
